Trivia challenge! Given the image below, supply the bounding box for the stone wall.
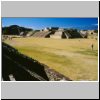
[2,42,72,81]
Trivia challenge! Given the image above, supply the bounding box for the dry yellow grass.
[4,37,98,81]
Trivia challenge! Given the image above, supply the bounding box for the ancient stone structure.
[50,30,65,39]
[50,28,70,39]
[2,42,72,81]
[80,30,88,38]
[32,31,52,38]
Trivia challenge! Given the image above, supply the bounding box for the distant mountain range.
[2,25,33,35]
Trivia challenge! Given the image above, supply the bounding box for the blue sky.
[2,18,98,30]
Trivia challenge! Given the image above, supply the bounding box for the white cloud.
[92,24,98,26]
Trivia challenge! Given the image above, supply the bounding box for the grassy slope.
[4,37,98,81]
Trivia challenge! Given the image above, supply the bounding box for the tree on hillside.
[2,25,33,35]
[94,30,98,34]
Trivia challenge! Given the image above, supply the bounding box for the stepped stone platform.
[2,42,72,81]
[32,31,52,38]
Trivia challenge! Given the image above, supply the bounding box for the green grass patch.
[76,49,98,56]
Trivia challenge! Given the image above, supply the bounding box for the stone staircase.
[32,31,51,38]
